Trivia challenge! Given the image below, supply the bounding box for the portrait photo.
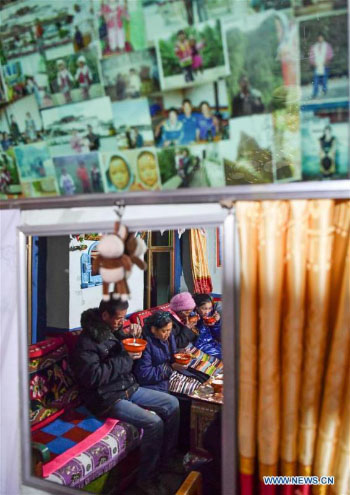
[111,98,154,149]
[299,12,348,102]
[101,48,160,102]
[53,152,104,196]
[0,149,22,199]
[100,148,161,193]
[157,143,225,189]
[2,94,44,146]
[41,96,116,156]
[13,141,59,197]
[300,101,349,180]
[157,19,229,91]
[222,114,275,185]
[224,11,297,119]
[149,80,230,148]
[45,47,104,106]
[95,0,147,58]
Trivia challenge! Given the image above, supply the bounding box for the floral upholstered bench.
[29,337,142,490]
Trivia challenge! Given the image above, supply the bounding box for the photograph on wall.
[300,101,349,180]
[2,94,44,145]
[157,143,225,189]
[221,114,275,185]
[157,19,230,91]
[100,148,161,193]
[41,96,116,156]
[95,0,147,58]
[299,12,348,102]
[224,10,298,119]
[149,80,230,148]
[2,60,26,103]
[101,48,160,102]
[111,98,154,149]
[272,103,302,182]
[293,0,346,16]
[0,0,95,62]
[13,141,59,197]
[0,149,22,199]
[53,152,104,196]
[45,47,104,106]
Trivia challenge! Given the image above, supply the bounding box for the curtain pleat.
[236,199,350,495]
[189,228,213,293]
[236,202,260,495]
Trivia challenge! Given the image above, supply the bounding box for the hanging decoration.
[189,228,213,294]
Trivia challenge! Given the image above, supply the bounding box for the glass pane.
[150,251,171,307]
[150,231,171,247]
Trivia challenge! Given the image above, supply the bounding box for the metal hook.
[114,200,125,220]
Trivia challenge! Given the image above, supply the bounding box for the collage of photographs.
[0,0,348,199]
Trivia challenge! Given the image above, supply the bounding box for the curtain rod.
[1,181,349,210]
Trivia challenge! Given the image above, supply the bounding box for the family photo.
[101,148,161,193]
[224,10,295,118]
[222,114,275,185]
[157,19,229,91]
[45,47,104,106]
[41,96,116,156]
[300,101,349,180]
[149,80,230,147]
[101,48,160,101]
[2,95,44,145]
[299,12,348,102]
[53,152,104,195]
[13,141,59,197]
[95,0,147,57]
[111,98,154,149]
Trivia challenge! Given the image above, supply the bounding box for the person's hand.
[172,362,189,372]
[130,323,142,338]
[128,352,142,360]
[213,311,220,323]
[185,317,197,329]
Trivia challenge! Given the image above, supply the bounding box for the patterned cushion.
[129,303,172,326]
[42,414,141,488]
[29,338,80,429]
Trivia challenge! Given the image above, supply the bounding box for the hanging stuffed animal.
[94,221,147,301]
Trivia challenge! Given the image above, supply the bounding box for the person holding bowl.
[192,293,222,359]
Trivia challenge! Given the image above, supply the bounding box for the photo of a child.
[157,20,229,91]
[45,48,104,106]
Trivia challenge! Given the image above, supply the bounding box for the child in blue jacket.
[193,293,222,359]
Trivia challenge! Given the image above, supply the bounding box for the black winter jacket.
[170,315,197,349]
[70,308,138,415]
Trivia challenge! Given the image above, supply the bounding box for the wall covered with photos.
[0,0,348,200]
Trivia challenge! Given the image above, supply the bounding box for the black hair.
[182,98,192,106]
[99,298,129,316]
[177,30,186,36]
[168,107,179,115]
[144,310,172,329]
[199,100,210,109]
[193,293,213,308]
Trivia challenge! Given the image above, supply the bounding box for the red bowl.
[174,353,192,365]
[122,338,147,353]
[211,379,223,394]
[204,316,216,325]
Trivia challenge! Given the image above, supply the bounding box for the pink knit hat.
[170,292,196,312]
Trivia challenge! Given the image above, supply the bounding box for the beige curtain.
[237,199,350,495]
[189,229,213,293]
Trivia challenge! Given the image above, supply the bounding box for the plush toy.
[95,221,147,301]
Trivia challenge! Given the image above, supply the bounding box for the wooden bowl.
[203,316,216,325]
[188,314,199,324]
[211,379,223,394]
[122,338,147,353]
[174,353,192,365]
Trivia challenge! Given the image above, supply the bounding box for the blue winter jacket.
[133,327,177,392]
[194,309,222,359]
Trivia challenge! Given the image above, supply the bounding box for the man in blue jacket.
[70,299,180,495]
